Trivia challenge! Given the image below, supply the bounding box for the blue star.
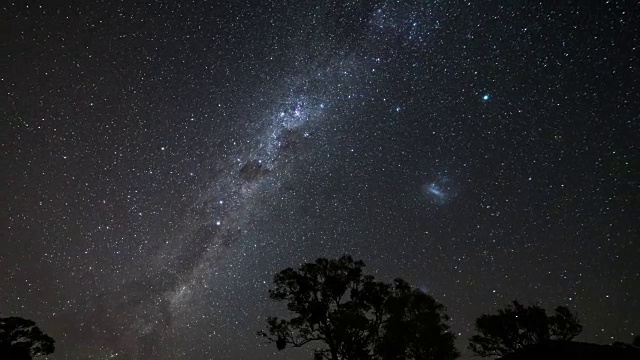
[482,94,490,101]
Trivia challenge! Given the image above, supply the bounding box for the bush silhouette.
[0,316,55,359]
[468,301,582,357]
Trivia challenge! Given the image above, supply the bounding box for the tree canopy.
[468,300,582,358]
[258,255,459,360]
[0,316,55,359]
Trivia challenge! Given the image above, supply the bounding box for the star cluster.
[3,1,639,359]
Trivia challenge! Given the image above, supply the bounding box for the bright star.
[482,94,490,101]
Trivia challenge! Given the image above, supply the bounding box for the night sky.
[3,1,639,359]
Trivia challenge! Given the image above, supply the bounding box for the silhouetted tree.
[468,301,582,358]
[0,316,55,359]
[258,255,459,360]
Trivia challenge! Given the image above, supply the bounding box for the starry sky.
[2,1,639,359]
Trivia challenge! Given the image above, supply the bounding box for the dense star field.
[3,1,639,359]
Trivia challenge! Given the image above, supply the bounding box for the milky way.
[4,1,639,359]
